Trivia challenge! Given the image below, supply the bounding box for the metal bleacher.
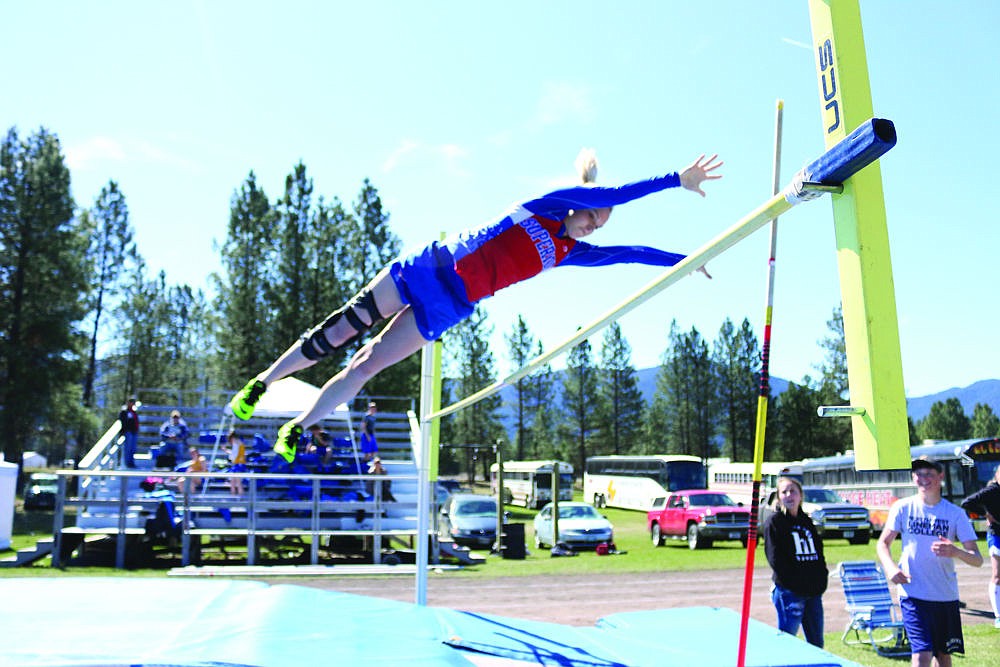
[52,394,434,568]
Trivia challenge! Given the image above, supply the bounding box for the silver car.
[439,493,501,548]
[533,501,613,550]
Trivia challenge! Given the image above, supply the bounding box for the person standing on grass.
[762,474,828,648]
[877,456,983,667]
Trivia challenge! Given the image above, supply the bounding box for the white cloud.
[64,135,201,173]
[782,37,812,51]
[64,136,126,170]
[381,139,469,177]
[381,139,421,173]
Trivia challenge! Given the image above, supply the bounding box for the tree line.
[2,126,997,481]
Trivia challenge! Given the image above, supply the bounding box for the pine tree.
[772,378,829,460]
[917,398,971,441]
[271,162,314,351]
[81,181,134,411]
[0,127,89,468]
[443,306,503,459]
[527,340,560,459]
[712,317,760,461]
[814,306,852,451]
[596,322,644,455]
[213,172,275,386]
[651,322,717,459]
[504,315,536,459]
[970,403,1000,438]
[562,336,599,474]
[352,178,399,286]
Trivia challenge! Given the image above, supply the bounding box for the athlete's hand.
[680,154,724,197]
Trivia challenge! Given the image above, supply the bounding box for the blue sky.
[4,1,997,398]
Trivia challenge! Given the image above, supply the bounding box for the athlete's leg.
[230,265,405,419]
[298,307,425,427]
[273,308,426,459]
[261,265,405,384]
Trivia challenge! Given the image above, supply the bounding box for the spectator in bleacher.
[175,446,206,497]
[307,424,333,466]
[157,410,189,469]
[359,402,378,461]
[225,430,247,496]
[365,457,395,502]
[118,397,140,469]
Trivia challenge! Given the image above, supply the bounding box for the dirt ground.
[289,564,997,630]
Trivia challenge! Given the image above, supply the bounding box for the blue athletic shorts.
[987,531,1000,557]
[390,243,474,340]
[900,597,964,655]
[360,434,378,455]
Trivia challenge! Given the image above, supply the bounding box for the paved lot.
[290,563,996,630]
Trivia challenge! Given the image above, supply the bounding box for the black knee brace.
[300,288,384,360]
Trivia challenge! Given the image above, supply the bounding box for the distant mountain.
[634,367,788,405]
[905,379,1000,422]
[494,370,1000,431]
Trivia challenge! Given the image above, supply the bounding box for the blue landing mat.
[0,578,859,666]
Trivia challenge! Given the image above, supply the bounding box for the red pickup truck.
[647,489,751,550]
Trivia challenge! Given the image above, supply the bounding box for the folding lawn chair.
[838,560,911,658]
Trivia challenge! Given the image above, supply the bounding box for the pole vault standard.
[426,117,896,424]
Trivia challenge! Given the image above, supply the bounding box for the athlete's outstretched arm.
[524,153,723,214]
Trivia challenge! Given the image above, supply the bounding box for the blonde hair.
[775,475,803,515]
[575,148,598,184]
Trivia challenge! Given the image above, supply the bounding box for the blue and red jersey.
[391,172,688,340]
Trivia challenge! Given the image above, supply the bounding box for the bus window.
[665,461,707,491]
[945,464,965,496]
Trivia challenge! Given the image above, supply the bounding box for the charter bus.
[583,455,707,511]
[707,459,799,507]
[801,438,1000,531]
[490,460,574,509]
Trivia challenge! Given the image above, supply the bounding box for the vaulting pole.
[737,98,784,667]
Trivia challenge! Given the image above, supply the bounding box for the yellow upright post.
[807,0,909,470]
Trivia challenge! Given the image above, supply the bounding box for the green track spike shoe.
[230,379,266,420]
[274,422,303,463]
